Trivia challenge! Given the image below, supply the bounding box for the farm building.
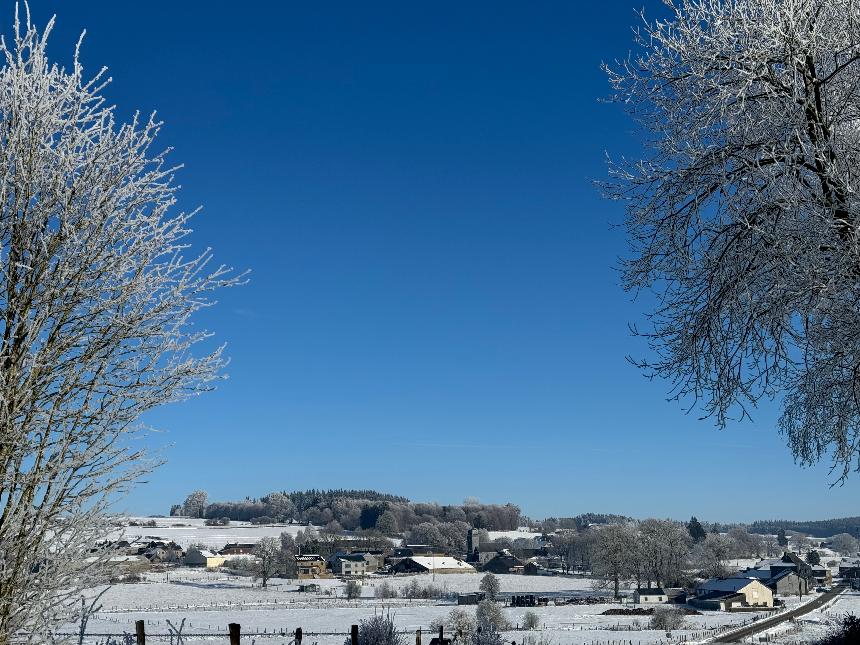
[184,549,226,568]
[392,556,474,574]
[633,587,666,603]
[811,565,832,586]
[220,542,256,555]
[692,578,773,610]
[330,554,368,576]
[481,552,523,574]
[768,569,811,596]
[839,559,860,579]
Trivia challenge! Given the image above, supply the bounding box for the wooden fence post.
[416,628,421,645]
[296,627,303,645]
[135,620,146,645]
[229,622,241,645]
[351,624,359,645]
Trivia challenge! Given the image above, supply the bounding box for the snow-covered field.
[765,589,860,644]
[65,570,769,644]
[111,518,318,550]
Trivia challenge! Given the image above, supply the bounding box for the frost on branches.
[605,0,860,479]
[0,8,238,642]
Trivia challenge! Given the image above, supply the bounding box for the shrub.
[223,556,255,575]
[649,606,685,631]
[522,610,540,630]
[431,609,476,641]
[814,613,860,645]
[345,580,362,599]
[250,515,275,525]
[475,600,510,631]
[402,579,421,599]
[345,614,404,645]
[472,619,503,645]
[402,579,441,600]
[521,635,553,645]
[375,581,398,599]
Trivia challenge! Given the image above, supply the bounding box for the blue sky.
[26,1,859,523]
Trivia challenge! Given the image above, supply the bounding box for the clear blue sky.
[26,1,859,523]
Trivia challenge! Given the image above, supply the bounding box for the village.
[65,516,860,644]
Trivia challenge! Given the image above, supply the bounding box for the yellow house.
[185,548,226,568]
[694,577,774,609]
[296,554,331,579]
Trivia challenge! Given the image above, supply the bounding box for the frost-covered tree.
[374,510,398,535]
[182,490,209,519]
[831,533,860,555]
[592,523,637,599]
[521,610,540,631]
[0,10,237,639]
[637,519,692,588]
[728,527,764,558]
[345,579,362,599]
[479,572,501,601]
[650,606,685,631]
[253,537,281,588]
[475,600,510,631]
[605,0,860,480]
[693,533,735,578]
[430,608,476,642]
[263,492,295,522]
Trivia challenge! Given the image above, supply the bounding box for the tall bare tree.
[605,0,860,479]
[0,9,237,640]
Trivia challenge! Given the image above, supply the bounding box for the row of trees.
[175,490,521,534]
[553,518,805,599]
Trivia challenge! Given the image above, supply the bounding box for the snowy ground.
[111,518,319,550]
[64,570,771,644]
[761,589,860,644]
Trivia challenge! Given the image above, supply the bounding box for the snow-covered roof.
[733,568,771,580]
[635,587,666,596]
[697,577,765,593]
[409,556,474,571]
[755,558,783,569]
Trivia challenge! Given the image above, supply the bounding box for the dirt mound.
[601,607,702,616]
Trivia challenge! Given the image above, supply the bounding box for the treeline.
[540,513,632,531]
[174,489,521,535]
[746,517,860,538]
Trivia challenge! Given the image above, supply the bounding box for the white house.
[633,587,667,603]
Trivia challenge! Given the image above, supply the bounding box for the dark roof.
[772,568,801,581]
[635,587,666,595]
[338,554,368,562]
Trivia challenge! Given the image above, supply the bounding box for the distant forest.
[746,517,860,538]
[172,489,859,539]
[174,489,522,537]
